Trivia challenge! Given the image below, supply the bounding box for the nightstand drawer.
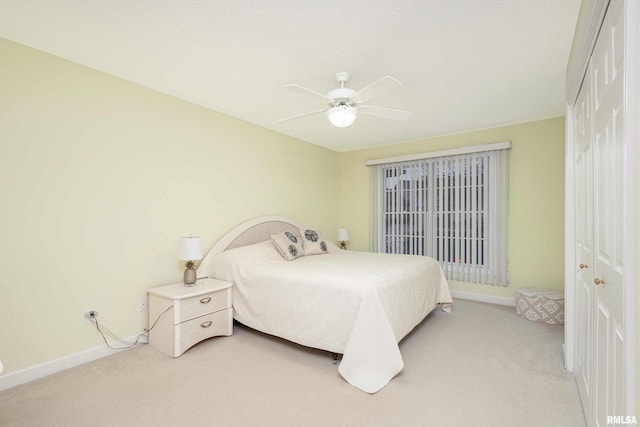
[175,287,231,323]
[175,308,233,356]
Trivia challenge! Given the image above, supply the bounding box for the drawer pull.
[200,297,212,304]
[200,321,213,328]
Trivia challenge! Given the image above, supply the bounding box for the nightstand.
[147,278,233,357]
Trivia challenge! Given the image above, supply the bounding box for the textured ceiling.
[0,0,581,152]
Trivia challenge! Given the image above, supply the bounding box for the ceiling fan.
[278,72,412,128]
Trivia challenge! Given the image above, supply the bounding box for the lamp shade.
[327,105,357,128]
[337,228,350,242]
[179,236,203,261]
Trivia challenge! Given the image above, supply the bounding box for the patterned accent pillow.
[270,231,305,261]
[299,228,329,256]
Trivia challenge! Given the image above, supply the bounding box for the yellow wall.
[338,117,566,299]
[0,36,567,378]
[0,38,339,374]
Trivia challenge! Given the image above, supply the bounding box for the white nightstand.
[147,278,233,357]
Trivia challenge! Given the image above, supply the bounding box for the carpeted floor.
[0,299,585,427]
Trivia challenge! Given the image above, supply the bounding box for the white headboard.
[196,215,304,278]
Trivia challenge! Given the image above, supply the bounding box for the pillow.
[270,231,305,261]
[299,228,329,255]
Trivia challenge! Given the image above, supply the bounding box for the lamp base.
[184,266,197,286]
[340,241,347,250]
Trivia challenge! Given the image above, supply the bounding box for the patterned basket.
[515,287,564,325]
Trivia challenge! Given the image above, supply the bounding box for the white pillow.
[299,228,329,255]
[270,231,305,261]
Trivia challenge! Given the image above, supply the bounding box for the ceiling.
[0,0,581,152]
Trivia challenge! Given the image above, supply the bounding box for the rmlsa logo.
[607,415,638,425]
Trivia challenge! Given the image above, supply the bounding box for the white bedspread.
[207,241,452,393]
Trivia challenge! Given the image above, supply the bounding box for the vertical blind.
[371,146,509,285]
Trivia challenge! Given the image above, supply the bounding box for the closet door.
[573,70,593,418]
[573,1,627,425]
[590,0,626,423]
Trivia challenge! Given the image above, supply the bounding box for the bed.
[196,216,452,393]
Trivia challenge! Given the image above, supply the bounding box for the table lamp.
[179,236,202,286]
[337,228,350,250]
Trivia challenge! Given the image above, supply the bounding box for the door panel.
[574,79,593,413]
[589,1,626,425]
[594,302,610,427]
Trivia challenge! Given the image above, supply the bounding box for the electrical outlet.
[139,297,148,312]
[84,310,97,323]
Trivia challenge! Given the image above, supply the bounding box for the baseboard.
[451,290,516,307]
[0,335,145,392]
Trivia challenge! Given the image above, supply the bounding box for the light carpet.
[0,299,585,427]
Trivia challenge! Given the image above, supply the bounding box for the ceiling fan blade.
[277,109,326,123]
[354,75,402,103]
[283,84,332,103]
[358,105,412,122]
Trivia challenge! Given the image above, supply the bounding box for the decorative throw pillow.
[270,231,305,261]
[299,228,329,255]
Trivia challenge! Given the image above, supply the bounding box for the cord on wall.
[86,307,173,350]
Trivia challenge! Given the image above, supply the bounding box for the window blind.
[371,146,509,285]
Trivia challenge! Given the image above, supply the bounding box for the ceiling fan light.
[327,105,357,128]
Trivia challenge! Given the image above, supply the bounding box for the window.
[369,143,509,285]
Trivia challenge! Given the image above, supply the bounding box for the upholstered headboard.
[196,215,304,277]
